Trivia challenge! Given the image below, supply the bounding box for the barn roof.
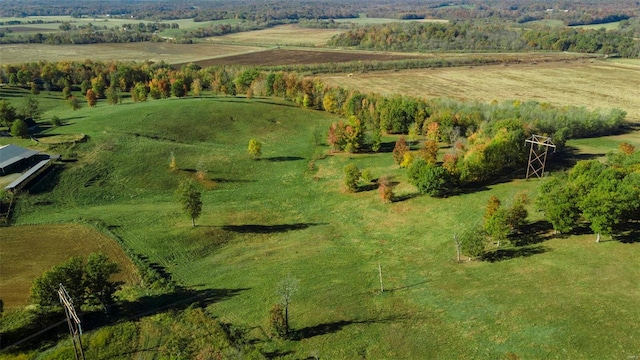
[0,144,40,172]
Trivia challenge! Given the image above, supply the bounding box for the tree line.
[327,21,640,57]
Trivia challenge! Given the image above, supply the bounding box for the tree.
[68,96,81,110]
[169,152,178,172]
[536,177,580,234]
[247,139,262,160]
[51,115,62,127]
[506,192,529,232]
[269,304,287,338]
[171,79,187,97]
[85,88,97,107]
[460,228,485,260]
[484,208,510,247]
[191,78,202,97]
[275,276,298,336]
[84,253,121,308]
[10,118,29,138]
[484,196,501,223]
[176,179,203,227]
[91,73,106,98]
[619,142,636,155]
[106,86,119,105]
[392,137,409,165]
[343,163,361,192]
[20,95,42,120]
[407,159,451,197]
[31,256,85,307]
[0,100,17,127]
[30,254,120,310]
[378,175,394,203]
[420,139,438,165]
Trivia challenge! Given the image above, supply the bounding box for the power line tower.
[58,284,85,360]
[525,134,556,179]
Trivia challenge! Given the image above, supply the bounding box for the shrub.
[268,304,287,338]
[343,163,361,192]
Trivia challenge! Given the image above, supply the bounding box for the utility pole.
[525,134,556,179]
[58,284,85,360]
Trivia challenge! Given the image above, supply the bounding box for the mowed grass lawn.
[0,224,140,308]
[2,92,639,358]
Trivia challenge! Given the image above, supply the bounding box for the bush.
[407,160,451,197]
[343,163,361,192]
[268,304,287,338]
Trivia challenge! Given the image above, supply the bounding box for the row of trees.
[327,21,640,57]
[536,143,640,242]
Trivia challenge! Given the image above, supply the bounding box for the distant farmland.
[322,58,640,122]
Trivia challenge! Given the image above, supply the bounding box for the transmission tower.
[525,134,556,179]
[58,284,85,360]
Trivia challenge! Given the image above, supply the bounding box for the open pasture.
[0,90,636,358]
[206,24,345,46]
[322,58,640,121]
[0,224,140,308]
[0,42,263,65]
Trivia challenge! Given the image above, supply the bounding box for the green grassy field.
[0,87,639,358]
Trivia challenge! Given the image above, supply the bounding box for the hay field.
[0,224,140,308]
[323,58,640,121]
[0,42,263,65]
[207,24,344,46]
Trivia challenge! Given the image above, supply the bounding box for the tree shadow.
[392,192,421,203]
[614,221,640,244]
[387,280,429,293]
[264,156,304,162]
[289,315,406,341]
[546,146,604,172]
[481,245,549,262]
[511,220,554,246]
[221,222,327,234]
[356,182,378,192]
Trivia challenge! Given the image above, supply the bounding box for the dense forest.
[328,21,640,57]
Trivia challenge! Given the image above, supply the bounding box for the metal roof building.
[0,144,40,175]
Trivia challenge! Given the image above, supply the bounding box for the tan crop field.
[0,42,263,65]
[322,58,640,121]
[0,224,140,308]
[207,24,345,46]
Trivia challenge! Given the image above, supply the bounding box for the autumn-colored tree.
[619,142,636,155]
[442,153,459,176]
[191,78,202,97]
[400,151,414,168]
[169,152,178,172]
[269,304,287,338]
[327,121,346,152]
[484,196,501,223]
[392,137,409,165]
[85,88,97,107]
[420,139,439,165]
[378,175,394,203]
[247,87,254,100]
[247,139,262,160]
[426,121,440,141]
